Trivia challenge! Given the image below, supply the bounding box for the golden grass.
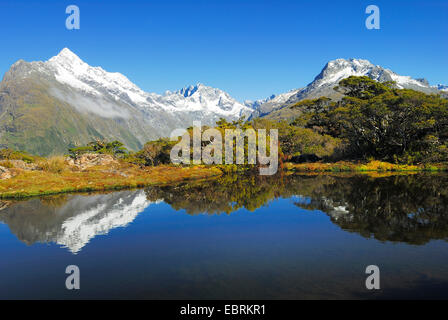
[0,164,222,199]
[36,155,68,173]
[284,160,448,173]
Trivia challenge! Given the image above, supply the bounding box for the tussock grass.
[37,156,68,173]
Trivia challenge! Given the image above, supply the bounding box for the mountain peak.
[47,48,86,75]
[177,83,213,97]
[311,58,382,89]
[58,47,76,56]
[334,58,372,64]
[323,58,374,72]
[50,48,83,63]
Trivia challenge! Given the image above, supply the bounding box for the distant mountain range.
[0,48,446,155]
[251,58,448,119]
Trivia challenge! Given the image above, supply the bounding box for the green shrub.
[68,140,128,158]
[0,148,38,163]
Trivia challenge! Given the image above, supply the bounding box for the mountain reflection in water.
[0,190,157,253]
[1,173,447,253]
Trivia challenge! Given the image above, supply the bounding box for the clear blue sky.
[0,0,446,101]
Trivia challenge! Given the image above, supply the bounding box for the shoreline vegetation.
[0,158,446,199]
[1,76,447,199]
[284,160,448,173]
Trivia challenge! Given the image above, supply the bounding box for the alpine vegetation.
[170,121,278,175]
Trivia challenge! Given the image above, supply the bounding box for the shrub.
[68,140,128,158]
[0,148,37,163]
[0,160,14,168]
[133,138,176,166]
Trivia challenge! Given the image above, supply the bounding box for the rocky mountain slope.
[0,48,252,155]
[257,58,447,119]
[245,89,301,118]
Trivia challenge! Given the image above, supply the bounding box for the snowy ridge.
[162,83,253,117]
[45,48,252,119]
[245,89,300,109]
[48,48,153,105]
[313,58,428,89]
[246,88,301,118]
[251,58,446,119]
[274,58,448,110]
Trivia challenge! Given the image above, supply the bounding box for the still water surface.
[0,173,447,299]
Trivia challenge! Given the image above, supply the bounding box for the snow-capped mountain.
[246,89,301,118]
[45,48,252,118]
[289,58,440,101]
[244,96,276,110]
[163,83,252,118]
[256,58,447,118]
[48,48,155,105]
[0,48,253,155]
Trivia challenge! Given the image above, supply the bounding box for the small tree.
[68,139,128,158]
[136,138,174,166]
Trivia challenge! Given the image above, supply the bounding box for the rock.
[66,158,75,166]
[0,160,38,170]
[68,153,119,170]
[0,165,13,179]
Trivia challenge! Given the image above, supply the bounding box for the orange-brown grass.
[0,164,222,199]
[36,155,68,173]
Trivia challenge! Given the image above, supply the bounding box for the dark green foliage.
[251,118,342,159]
[127,116,343,167]
[334,76,394,99]
[296,76,448,163]
[68,140,128,158]
[133,138,176,166]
